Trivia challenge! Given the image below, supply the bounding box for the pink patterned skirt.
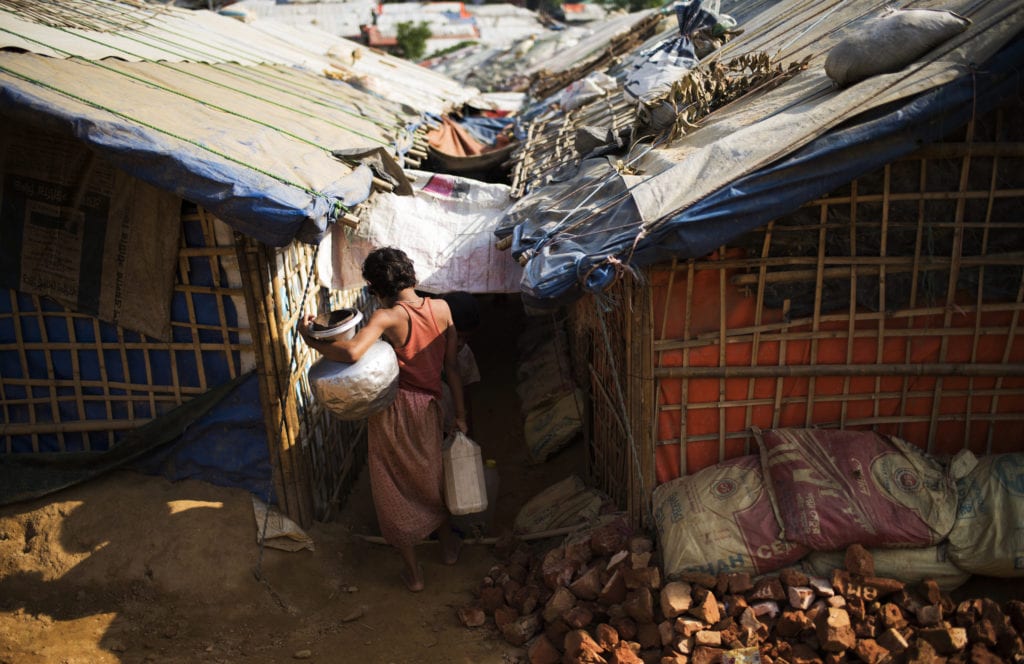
[367,387,446,547]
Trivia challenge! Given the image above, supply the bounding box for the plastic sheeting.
[0,5,483,247]
[0,374,250,506]
[130,373,273,500]
[505,25,1024,306]
[323,172,523,294]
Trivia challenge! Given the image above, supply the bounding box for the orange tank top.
[394,298,446,399]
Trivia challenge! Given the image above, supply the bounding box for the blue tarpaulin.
[505,32,1024,306]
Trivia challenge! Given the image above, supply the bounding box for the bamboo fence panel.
[575,100,1024,522]
[1,203,251,454]
[235,232,371,527]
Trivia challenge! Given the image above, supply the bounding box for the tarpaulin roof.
[0,0,478,246]
[223,0,375,40]
[501,0,1024,305]
[243,18,490,116]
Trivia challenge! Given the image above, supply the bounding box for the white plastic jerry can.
[442,431,488,516]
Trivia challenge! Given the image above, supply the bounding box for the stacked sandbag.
[802,544,970,593]
[824,9,971,87]
[514,475,606,536]
[653,455,808,578]
[754,428,959,551]
[516,315,583,463]
[947,451,1024,577]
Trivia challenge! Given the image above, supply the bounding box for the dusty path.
[0,295,587,664]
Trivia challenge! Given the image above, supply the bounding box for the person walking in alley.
[299,247,466,592]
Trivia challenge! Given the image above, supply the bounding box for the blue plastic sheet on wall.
[130,372,274,501]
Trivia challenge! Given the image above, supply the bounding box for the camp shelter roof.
[501,0,1024,305]
[0,0,475,246]
[222,0,374,40]
[467,3,548,47]
[525,9,664,100]
[423,9,665,97]
[243,18,489,115]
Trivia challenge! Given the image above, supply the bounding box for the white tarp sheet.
[322,172,522,294]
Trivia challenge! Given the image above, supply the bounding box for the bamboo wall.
[2,201,367,529]
[1,203,253,453]
[235,234,370,528]
[576,102,1024,528]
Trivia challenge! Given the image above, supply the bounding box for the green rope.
[32,2,403,134]
[0,24,389,147]
[0,62,319,196]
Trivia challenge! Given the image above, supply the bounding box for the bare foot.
[400,564,424,592]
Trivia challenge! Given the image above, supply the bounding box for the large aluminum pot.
[308,340,399,420]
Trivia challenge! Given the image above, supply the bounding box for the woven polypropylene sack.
[825,9,970,87]
[756,428,958,551]
[803,545,970,592]
[653,455,808,577]
[947,453,1024,577]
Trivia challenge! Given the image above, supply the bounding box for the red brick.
[845,544,875,577]
[564,605,595,630]
[457,605,486,628]
[600,570,629,606]
[611,616,638,641]
[750,577,786,602]
[596,622,621,650]
[853,638,890,664]
[527,634,561,664]
[661,582,694,619]
[689,646,725,664]
[607,642,644,664]
[624,567,662,592]
[495,604,519,629]
[625,588,655,624]
[780,567,809,588]
[564,629,605,661]
[815,607,856,652]
[687,589,721,625]
[571,566,605,601]
[636,622,662,650]
[501,612,540,646]
[918,626,968,655]
[480,586,506,613]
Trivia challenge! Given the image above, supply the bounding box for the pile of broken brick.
[456,517,1024,664]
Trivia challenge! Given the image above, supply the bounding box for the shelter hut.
[0,0,490,527]
[499,0,1024,526]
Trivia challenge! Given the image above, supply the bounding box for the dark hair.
[362,247,417,300]
[441,291,480,333]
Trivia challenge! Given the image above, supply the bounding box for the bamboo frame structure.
[2,201,366,528]
[1,203,253,453]
[573,101,1024,527]
[235,235,370,528]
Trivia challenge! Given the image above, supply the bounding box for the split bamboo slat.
[1,204,251,454]
[575,100,1024,523]
[234,232,370,527]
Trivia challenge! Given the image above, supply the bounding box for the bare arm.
[299,308,401,363]
[442,316,467,433]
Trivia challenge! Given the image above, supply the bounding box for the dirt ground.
[0,295,587,664]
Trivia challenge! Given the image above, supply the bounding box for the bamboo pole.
[654,363,1024,379]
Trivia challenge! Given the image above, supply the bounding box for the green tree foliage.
[395,21,432,61]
